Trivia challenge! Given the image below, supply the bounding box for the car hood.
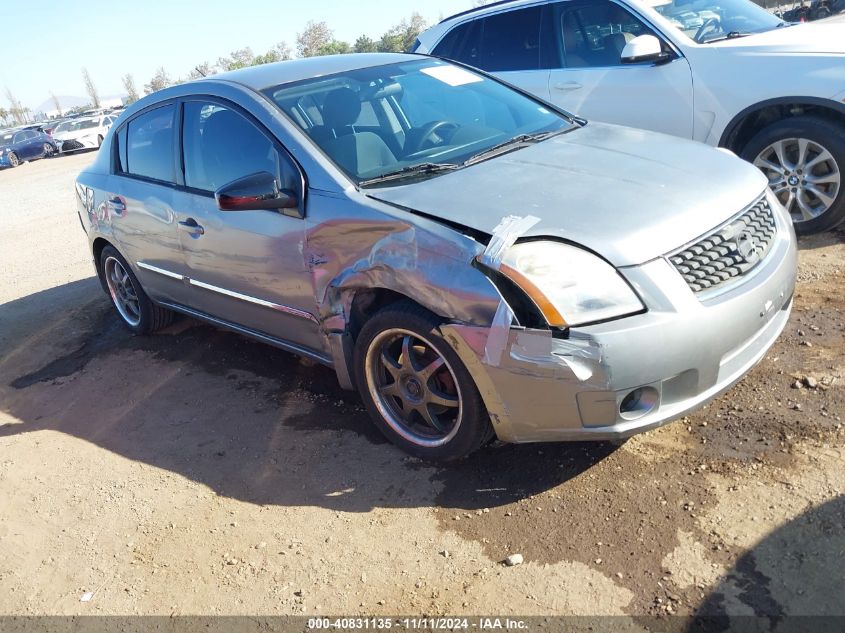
[708,22,845,54]
[367,123,768,267]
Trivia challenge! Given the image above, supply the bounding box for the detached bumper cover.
[443,200,797,443]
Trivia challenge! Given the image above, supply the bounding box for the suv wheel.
[354,301,493,461]
[741,116,844,234]
[99,245,174,334]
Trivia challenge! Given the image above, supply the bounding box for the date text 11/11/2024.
[307,618,529,630]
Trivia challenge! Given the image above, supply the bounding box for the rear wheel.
[7,151,19,168]
[99,245,174,334]
[42,143,54,158]
[354,302,493,461]
[741,116,845,234]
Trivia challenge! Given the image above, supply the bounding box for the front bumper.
[57,137,97,152]
[442,198,797,443]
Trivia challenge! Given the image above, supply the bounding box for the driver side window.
[558,1,656,68]
[182,100,305,202]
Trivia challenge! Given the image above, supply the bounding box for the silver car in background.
[75,54,796,460]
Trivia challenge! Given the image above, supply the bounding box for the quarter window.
[123,104,176,183]
[559,1,655,68]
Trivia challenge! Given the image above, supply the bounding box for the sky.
[1,0,475,113]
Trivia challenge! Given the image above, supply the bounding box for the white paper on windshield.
[421,65,483,87]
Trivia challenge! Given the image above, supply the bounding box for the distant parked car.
[414,0,845,234]
[53,114,116,153]
[0,127,58,168]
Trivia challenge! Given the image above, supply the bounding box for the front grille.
[668,197,777,293]
[62,140,84,151]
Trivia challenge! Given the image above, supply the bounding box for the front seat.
[603,32,635,64]
[318,88,396,177]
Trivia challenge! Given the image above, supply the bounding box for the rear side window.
[433,6,544,72]
[123,104,175,183]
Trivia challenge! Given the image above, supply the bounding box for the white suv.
[414,0,845,234]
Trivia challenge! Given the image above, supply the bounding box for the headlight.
[497,241,644,327]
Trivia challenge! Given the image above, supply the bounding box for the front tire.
[741,116,845,234]
[7,151,19,168]
[98,245,174,334]
[354,301,493,461]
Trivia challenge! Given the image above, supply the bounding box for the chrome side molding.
[138,261,319,324]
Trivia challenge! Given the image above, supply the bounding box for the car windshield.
[646,0,784,42]
[56,118,98,132]
[264,58,576,185]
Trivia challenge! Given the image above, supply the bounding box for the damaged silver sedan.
[76,53,797,460]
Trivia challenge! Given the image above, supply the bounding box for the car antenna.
[194,66,207,78]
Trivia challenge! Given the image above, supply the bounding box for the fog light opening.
[619,387,659,421]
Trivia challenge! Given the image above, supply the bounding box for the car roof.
[438,0,540,25]
[203,53,420,91]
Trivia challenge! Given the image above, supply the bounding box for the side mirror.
[621,35,670,64]
[215,171,298,213]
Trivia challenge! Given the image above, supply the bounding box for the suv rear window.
[122,105,175,183]
[433,6,545,72]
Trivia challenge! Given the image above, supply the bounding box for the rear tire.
[741,116,845,234]
[42,143,54,158]
[98,245,174,334]
[354,301,493,461]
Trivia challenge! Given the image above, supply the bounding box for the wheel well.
[348,288,427,341]
[92,237,111,268]
[723,101,845,153]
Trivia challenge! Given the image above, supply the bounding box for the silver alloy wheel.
[365,328,463,448]
[8,152,18,167]
[754,137,841,223]
[43,143,53,157]
[104,256,141,326]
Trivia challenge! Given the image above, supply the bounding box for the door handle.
[178,218,205,236]
[106,196,126,214]
[553,81,583,91]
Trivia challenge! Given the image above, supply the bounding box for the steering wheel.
[405,121,458,155]
[694,17,721,42]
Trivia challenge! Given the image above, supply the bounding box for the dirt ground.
[0,152,843,624]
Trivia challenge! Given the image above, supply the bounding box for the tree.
[144,67,172,95]
[218,48,255,71]
[378,13,428,52]
[353,35,378,53]
[253,41,292,65]
[297,20,333,57]
[4,87,24,124]
[122,74,140,104]
[81,67,100,108]
[0,107,7,125]
[49,93,63,116]
[317,40,352,56]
